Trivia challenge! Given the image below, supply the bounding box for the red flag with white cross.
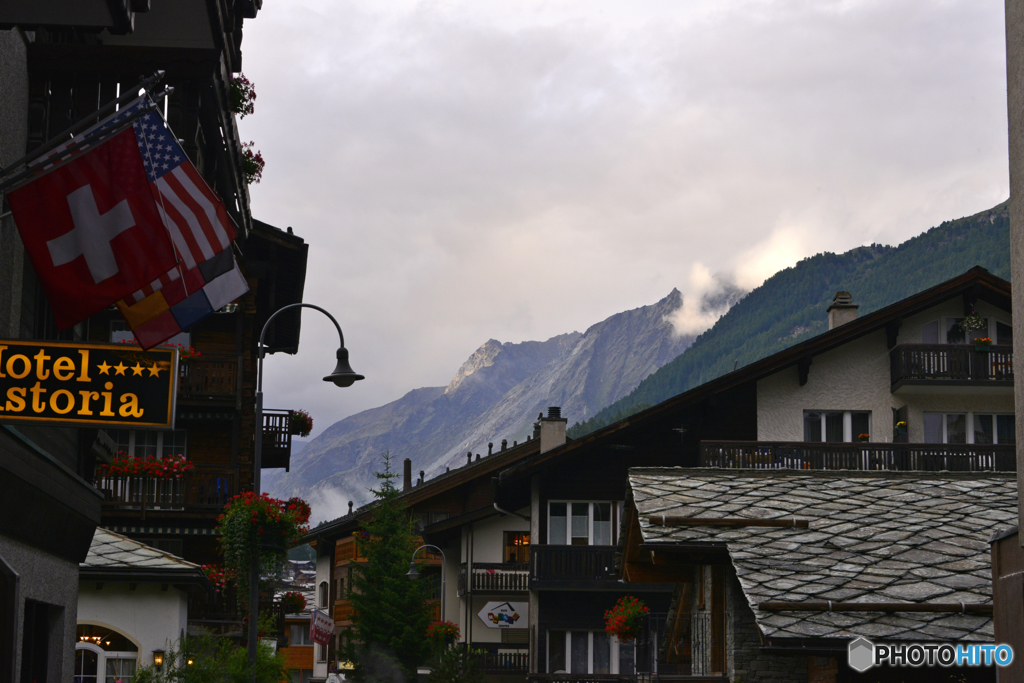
[7,126,178,329]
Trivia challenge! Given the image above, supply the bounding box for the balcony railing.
[890,343,1012,386]
[262,409,293,469]
[472,649,529,673]
[459,563,530,593]
[531,546,618,583]
[96,465,237,515]
[700,441,1015,471]
[178,354,242,399]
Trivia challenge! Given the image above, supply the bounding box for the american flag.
[124,102,236,302]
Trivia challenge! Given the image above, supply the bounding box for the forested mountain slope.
[569,201,1011,436]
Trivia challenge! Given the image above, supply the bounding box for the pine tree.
[347,452,432,682]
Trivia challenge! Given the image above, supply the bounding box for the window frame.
[546,501,620,545]
[109,429,188,459]
[922,411,1015,444]
[802,411,871,443]
[546,630,636,674]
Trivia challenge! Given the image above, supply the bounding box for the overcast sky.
[239,0,1010,443]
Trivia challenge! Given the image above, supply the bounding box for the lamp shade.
[324,347,365,388]
[153,650,164,667]
[405,562,420,580]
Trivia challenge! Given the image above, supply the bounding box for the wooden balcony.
[700,441,1015,472]
[458,562,529,594]
[96,465,237,517]
[531,546,618,588]
[261,409,293,470]
[890,343,1012,390]
[334,600,355,623]
[178,354,242,401]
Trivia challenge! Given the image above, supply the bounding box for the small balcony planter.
[857,433,870,443]
[289,409,313,437]
[974,337,993,352]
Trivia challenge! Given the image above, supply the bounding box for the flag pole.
[0,70,165,180]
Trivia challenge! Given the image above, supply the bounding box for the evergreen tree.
[347,452,432,682]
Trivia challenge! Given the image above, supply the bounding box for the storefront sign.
[478,601,528,629]
[0,340,177,428]
[311,609,333,645]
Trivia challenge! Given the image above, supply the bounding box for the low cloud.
[666,264,746,336]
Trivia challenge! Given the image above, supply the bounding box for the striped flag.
[113,100,249,349]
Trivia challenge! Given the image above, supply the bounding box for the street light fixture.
[407,544,446,623]
[249,303,364,679]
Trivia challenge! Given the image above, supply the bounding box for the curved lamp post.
[406,544,446,623]
[249,303,364,678]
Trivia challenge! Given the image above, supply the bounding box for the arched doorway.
[76,625,138,683]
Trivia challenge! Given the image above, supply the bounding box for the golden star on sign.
[147,364,163,378]
[113,363,127,376]
[97,361,112,375]
[131,363,144,376]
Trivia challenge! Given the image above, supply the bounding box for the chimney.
[403,458,412,492]
[538,406,567,454]
[827,291,859,330]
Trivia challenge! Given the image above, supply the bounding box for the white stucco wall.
[313,548,332,679]
[757,301,1014,443]
[77,582,188,666]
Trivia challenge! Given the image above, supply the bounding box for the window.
[921,321,940,344]
[548,631,632,674]
[289,625,312,646]
[997,321,1013,345]
[318,582,329,609]
[76,625,138,683]
[803,411,871,442]
[923,412,1015,444]
[316,644,326,663]
[503,532,530,563]
[109,429,187,458]
[548,502,621,545]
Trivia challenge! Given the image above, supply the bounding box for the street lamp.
[406,544,446,623]
[249,303,364,678]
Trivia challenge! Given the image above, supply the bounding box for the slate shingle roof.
[629,468,1017,642]
[82,527,200,571]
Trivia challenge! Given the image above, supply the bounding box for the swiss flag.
[8,127,179,329]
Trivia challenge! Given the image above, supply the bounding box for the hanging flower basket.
[426,620,460,648]
[960,312,987,334]
[216,492,311,610]
[281,591,307,614]
[290,410,313,437]
[604,596,649,642]
[201,564,237,592]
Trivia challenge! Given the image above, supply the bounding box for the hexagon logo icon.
[848,637,875,673]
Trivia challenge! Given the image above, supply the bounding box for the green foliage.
[216,492,311,611]
[134,631,285,683]
[347,452,432,682]
[576,201,1011,436]
[427,646,485,683]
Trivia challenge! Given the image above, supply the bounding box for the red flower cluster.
[426,620,460,644]
[604,596,649,642]
[201,564,236,592]
[217,491,311,545]
[242,142,265,185]
[281,591,307,613]
[96,452,194,479]
[290,409,313,437]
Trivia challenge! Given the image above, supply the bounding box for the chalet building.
[307,267,1015,682]
[76,528,209,682]
[0,3,307,679]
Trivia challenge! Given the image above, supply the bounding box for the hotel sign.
[0,340,177,428]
